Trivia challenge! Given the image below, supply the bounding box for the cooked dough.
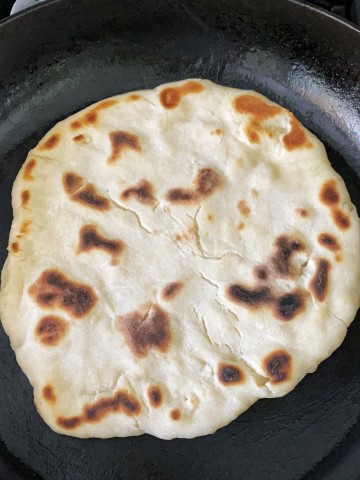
[1,79,359,439]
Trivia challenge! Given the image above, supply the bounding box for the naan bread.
[1,79,359,439]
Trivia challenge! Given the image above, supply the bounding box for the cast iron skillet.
[0,0,360,478]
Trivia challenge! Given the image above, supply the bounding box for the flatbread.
[1,79,359,439]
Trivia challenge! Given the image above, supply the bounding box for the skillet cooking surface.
[0,0,360,478]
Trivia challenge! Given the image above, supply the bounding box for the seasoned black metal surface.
[0,1,359,479]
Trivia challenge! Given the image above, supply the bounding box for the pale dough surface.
[1,79,359,439]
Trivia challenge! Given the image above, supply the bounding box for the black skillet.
[0,0,360,478]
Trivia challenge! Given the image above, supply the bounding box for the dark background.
[2,0,359,23]
[0,0,359,22]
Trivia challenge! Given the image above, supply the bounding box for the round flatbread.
[1,79,359,439]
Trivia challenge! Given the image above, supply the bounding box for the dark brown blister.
[78,225,125,265]
[271,235,305,278]
[264,350,292,384]
[309,258,331,302]
[319,179,340,206]
[35,315,69,346]
[217,363,244,386]
[165,168,220,204]
[57,389,141,429]
[43,385,57,403]
[62,172,110,211]
[118,304,171,358]
[108,131,141,163]
[148,386,163,408]
[318,233,341,252]
[120,180,155,206]
[29,270,97,318]
[161,281,184,301]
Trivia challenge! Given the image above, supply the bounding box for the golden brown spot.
[211,128,222,135]
[237,222,245,231]
[118,304,171,358]
[29,270,97,318]
[120,180,155,206]
[16,221,31,239]
[233,94,281,122]
[78,225,125,265]
[148,386,162,407]
[23,158,37,181]
[335,253,343,263]
[85,112,97,124]
[73,134,85,142]
[93,98,119,112]
[56,388,140,430]
[173,229,194,243]
[39,133,60,150]
[309,258,330,302]
[195,168,221,197]
[251,189,259,198]
[70,120,82,130]
[283,115,312,151]
[57,416,81,429]
[108,131,141,163]
[128,94,140,101]
[165,168,220,204]
[160,88,180,109]
[207,214,213,221]
[332,208,351,231]
[271,235,305,278]
[94,99,118,111]
[217,363,244,386]
[20,220,32,236]
[35,316,69,346]
[10,241,19,253]
[181,81,204,95]
[62,172,110,211]
[238,200,251,217]
[21,190,30,208]
[70,100,118,130]
[43,385,57,403]
[317,179,347,230]
[244,123,260,144]
[161,281,183,301]
[296,208,309,218]
[264,350,292,384]
[159,81,204,109]
[319,180,340,206]
[170,408,181,420]
[318,233,340,252]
